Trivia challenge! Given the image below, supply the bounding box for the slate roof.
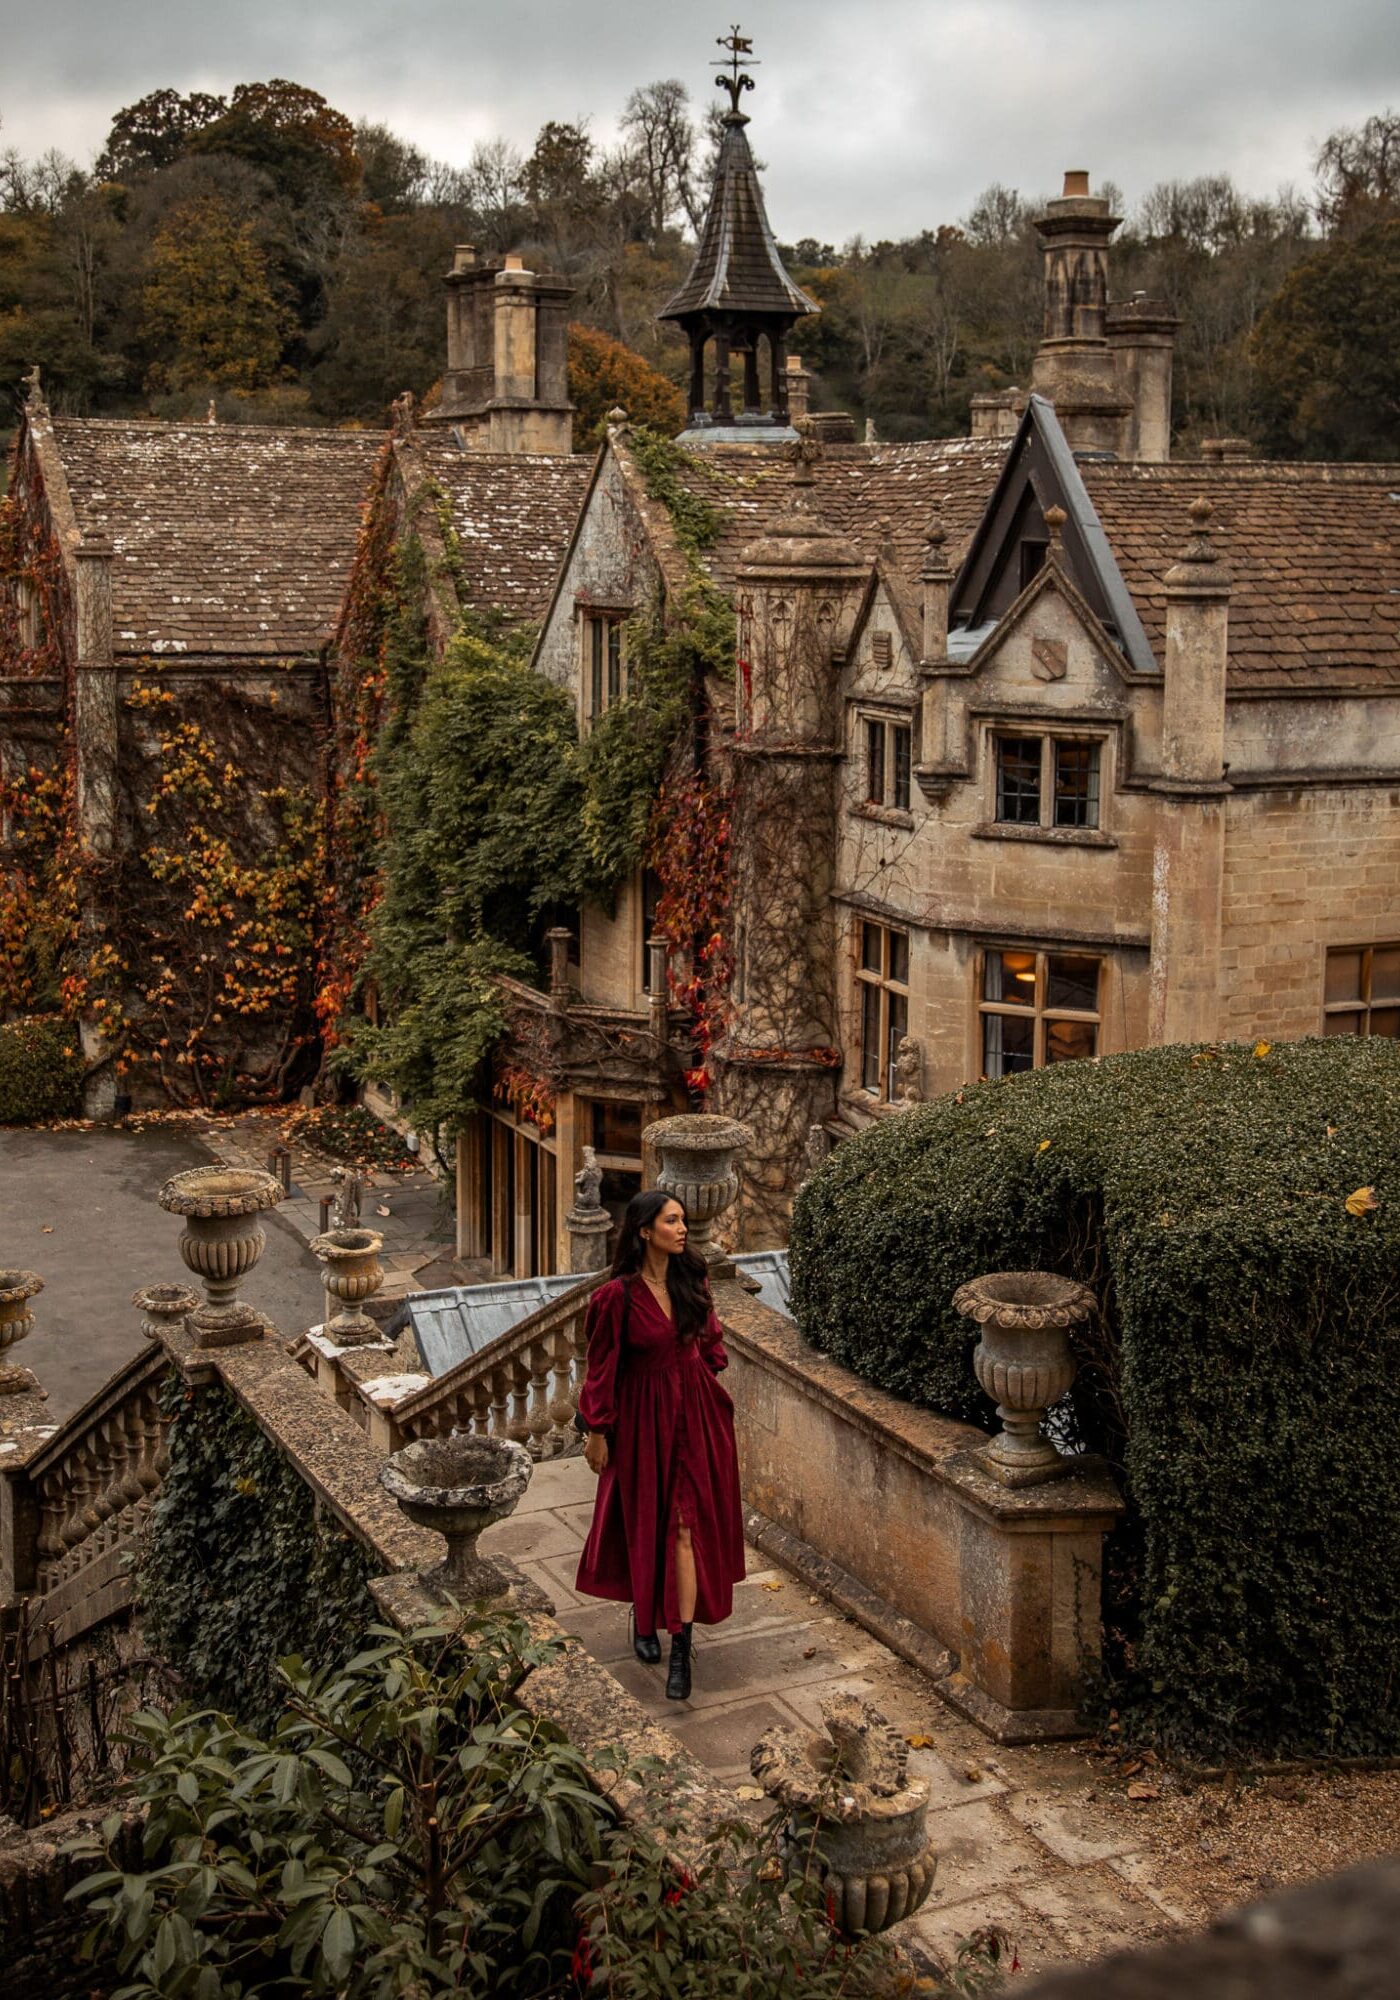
[1081,461,1400,690]
[626,436,1009,596]
[414,437,593,625]
[50,419,385,659]
[658,114,817,325]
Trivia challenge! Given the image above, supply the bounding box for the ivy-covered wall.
[141,1377,377,1733]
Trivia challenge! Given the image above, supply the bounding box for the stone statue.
[893,1035,924,1107]
[573,1145,603,1214]
[800,1123,830,1185]
[331,1167,362,1229]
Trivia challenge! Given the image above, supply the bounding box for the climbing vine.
[140,1376,378,1734]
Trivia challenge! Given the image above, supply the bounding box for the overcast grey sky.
[2,0,1396,239]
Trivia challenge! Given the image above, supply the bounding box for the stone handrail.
[387,1270,607,1451]
[21,1345,171,1640]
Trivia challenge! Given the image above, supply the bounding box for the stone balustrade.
[383,1272,606,1455]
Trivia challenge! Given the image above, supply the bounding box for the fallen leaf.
[1121,1757,1144,1777]
[40,1225,53,1234]
[762,1580,783,1592]
[1345,1186,1379,1217]
[1037,1139,1051,1154]
[905,1733,936,1749]
[802,1646,816,1660]
[1253,1041,1271,1058]
[963,1764,984,1783]
[734,1784,765,1801]
[1127,1781,1160,1802]
[376,1203,391,1216]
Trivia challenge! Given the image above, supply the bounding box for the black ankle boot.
[630,1611,661,1665]
[665,1624,693,1701]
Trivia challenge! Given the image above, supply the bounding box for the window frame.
[855,920,911,1102]
[977,946,1103,1078]
[859,710,914,816]
[580,609,628,726]
[1322,943,1400,1040]
[989,728,1107,835]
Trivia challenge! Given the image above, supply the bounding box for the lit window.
[1323,945,1400,1040]
[856,921,910,1100]
[979,948,1101,1077]
[994,734,1102,832]
[862,716,913,814]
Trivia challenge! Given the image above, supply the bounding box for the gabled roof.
[414,436,592,625]
[46,418,385,658]
[1079,460,1400,690]
[658,113,818,325]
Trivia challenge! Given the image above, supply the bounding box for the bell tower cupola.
[658,28,819,444]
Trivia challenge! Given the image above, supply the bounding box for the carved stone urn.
[132,1283,199,1344]
[642,1113,753,1271]
[0,1269,43,1394]
[310,1227,385,1345]
[380,1434,532,1600]
[953,1270,1095,1487]
[751,1695,936,1937]
[158,1166,284,1347]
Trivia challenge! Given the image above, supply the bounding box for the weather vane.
[713,25,757,116]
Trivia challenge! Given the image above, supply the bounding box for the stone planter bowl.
[954,1270,1095,1488]
[132,1283,199,1343]
[380,1434,532,1599]
[643,1112,753,1265]
[0,1269,42,1389]
[158,1167,283,1304]
[310,1226,385,1346]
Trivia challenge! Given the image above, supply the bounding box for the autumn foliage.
[567,323,685,450]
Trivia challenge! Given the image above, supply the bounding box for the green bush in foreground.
[68,1613,921,2000]
[789,1037,1400,1758]
[0,1013,85,1122]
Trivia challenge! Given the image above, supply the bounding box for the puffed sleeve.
[577,1280,625,1431]
[699,1305,729,1374]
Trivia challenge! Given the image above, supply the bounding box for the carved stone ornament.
[573,1144,604,1213]
[800,1122,831,1184]
[1031,637,1068,682]
[893,1034,924,1106]
[132,1283,199,1343]
[0,1269,43,1393]
[310,1227,385,1346]
[953,1270,1094,1487]
[642,1113,753,1270]
[158,1167,284,1348]
[751,1693,936,1936]
[330,1167,362,1230]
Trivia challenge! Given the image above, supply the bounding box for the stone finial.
[330,1167,362,1230]
[573,1145,603,1214]
[920,515,951,579]
[206,398,217,424]
[893,1034,924,1106]
[606,406,629,426]
[800,1122,831,1185]
[1043,504,1067,552]
[789,414,822,488]
[391,390,416,438]
[1166,496,1231,592]
[22,364,47,418]
[864,416,880,444]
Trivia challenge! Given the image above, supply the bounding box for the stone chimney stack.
[1200,437,1255,464]
[430,243,574,453]
[1106,296,1179,462]
[1149,499,1232,1048]
[785,353,812,421]
[1030,171,1133,458]
[969,390,1024,440]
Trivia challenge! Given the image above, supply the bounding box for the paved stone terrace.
[482,1453,1191,1975]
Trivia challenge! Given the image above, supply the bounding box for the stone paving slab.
[482,1453,1186,1974]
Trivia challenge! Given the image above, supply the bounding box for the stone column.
[915,518,955,781]
[647,934,669,1047]
[545,925,573,1005]
[1149,500,1231,1046]
[74,529,117,860]
[1107,298,1180,464]
[1030,172,1133,457]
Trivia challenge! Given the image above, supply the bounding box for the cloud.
[4,0,1396,237]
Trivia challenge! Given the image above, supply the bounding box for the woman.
[574,1189,745,1700]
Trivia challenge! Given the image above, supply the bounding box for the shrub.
[789,1037,1400,1758]
[277,1102,416,1172]
[0,1013,85,1122]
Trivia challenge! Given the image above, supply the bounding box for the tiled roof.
[1080,461,1400,688]
[658,114,817,325]
[51,419,385,658]
[631,436,1009,592]
[414,437,593,624]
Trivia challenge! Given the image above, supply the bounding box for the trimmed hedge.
[0,1015,85,1123]
[789,1038,1400,1758]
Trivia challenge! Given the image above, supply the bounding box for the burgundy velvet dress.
[575,1275,746,1634]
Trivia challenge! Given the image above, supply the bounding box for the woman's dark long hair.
[609,1189,710,1341]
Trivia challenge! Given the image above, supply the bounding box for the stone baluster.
[549,1324,578,1448]
[507,1356,532,1449]
[134,1390,164,1522]
[117,1399,147,1529]
[526,1335,554,1457]
[488,1362,511,1439]
[36,1482,65,1592]
[469,1378,493,1439]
